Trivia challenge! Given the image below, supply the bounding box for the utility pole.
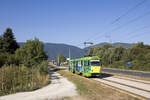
[84,42,93,48]
[84,42,93,57]
[58,55,59,66]
[69,48,71,59]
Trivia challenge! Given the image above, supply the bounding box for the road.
[102,68,150,77]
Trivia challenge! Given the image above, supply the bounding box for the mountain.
[44,43,85,60]
[18,42,85,60]
[84,42,131,51]
[18,42,132,60]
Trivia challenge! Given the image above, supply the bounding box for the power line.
[128,30,150,40]
[110,10,150,32]
[110,0,147,24]
[125,24,150,36]
[94,10,150,42]
[76,0,147,46]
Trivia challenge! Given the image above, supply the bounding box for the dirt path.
[0,69,78,100]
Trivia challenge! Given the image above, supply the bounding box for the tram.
[69,56,102,77]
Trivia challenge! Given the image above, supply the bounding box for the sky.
[0,0,150,48]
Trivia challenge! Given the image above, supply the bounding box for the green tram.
[69,56,102,77]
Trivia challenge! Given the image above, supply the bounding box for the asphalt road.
[102,68,150,77]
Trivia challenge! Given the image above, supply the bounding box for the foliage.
[87,42,150,71]
[15,38,48,67]
[0,28,19,54]
[56,54,66,63]
[0,28,49,96]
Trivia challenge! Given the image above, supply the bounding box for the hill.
[19,42,133,60]
[19,42,85,60]
[84,42,131,51]
[44,43,85,60]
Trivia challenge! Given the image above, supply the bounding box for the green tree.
[15,38,48,67]
[103,43,113,49]
[0,28,19,54]
[57,54,66,63]
[0,36,4,52]
[137,42,144,48]
[113,45,125,61]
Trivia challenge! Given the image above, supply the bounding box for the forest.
[0,28,50,96]
[87,42,150,71]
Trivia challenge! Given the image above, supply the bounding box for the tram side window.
[78,61,81,66]
[76,61,78,67]
[84,60,89,66]
[81,61,83,66]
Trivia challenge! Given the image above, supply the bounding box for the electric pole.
[84,42,93,57]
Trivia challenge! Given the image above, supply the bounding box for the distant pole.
[58,55,59,65]
[69,48,71,59]
[84,42,94,57]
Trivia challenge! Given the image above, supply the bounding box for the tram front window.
[90,61,100,66]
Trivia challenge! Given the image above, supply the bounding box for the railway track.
[92,75,150,99]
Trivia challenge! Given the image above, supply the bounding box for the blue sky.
[0,0,150,48]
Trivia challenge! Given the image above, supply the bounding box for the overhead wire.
[110,0,147,24]
[127,30,150,41]
[93,10,150,43]
[77,0,147,47]
[75,0,148,47]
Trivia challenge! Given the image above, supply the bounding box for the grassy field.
[0,65,50,96]
[54,69,139,100]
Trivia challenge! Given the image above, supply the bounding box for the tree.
[113,45,125,61]
[0,36,4,52]
[137,42,144,48]
[57,54,66,64]
[0,28,19,54]
[103,43,113,49]
[15,38,48,67]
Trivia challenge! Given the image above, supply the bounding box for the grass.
[0,65,50,96]
[55,70,140,100]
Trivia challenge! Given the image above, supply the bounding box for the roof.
[69,56,100,62]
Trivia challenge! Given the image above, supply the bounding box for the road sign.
[126,62,131,67]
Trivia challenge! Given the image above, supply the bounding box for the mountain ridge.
[18,42,133,60]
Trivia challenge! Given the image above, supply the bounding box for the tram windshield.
[90,60,101,66]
